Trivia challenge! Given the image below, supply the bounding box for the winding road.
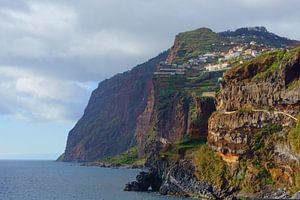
[222,108,298,121]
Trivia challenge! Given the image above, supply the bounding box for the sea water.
[0,160,191,200]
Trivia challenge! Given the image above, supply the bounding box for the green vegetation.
[194,144,228,189]
[252,50,286,80]
[288,79,300,91]
[56,153,65,161]
[289,167,300,194]
[283,47,300,61]
[173,28,228,64]
[160,135,205,160]
[241,164,273,193]
[237,107,253,113]
[225,49,299,81]
[157,76,185,110]
[288,115,300,156]
[239,124,284,192]
[251,124,282,153]
[178,135,206,150]
[185,71,223,97]
[100,146,139,165]
[226,47,300,81]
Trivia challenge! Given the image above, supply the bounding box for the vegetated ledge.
[84,146,146,169]
[223,47,300,82]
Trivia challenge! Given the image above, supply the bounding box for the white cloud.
[0,0,299,123]
[0,36,47,58]
[233,0,284,7]
[0,66,90,122]
[0,1,77,38]
[65,30,147,57]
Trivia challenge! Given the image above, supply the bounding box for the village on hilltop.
[154,41,282,76]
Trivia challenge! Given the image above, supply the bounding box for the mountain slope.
[142,48,300,199]
[219,26,300,48]
[62,52,167,162]
[61,26,299,168]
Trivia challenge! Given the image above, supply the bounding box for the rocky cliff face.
[62,26,300,199]
[136,48,300,199]
[218,49,300,110]
[62,52,167,162]
[207,48,300,197]
[210,48,300,156]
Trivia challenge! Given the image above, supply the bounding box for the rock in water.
[124,171,161,192]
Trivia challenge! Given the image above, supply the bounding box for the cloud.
[0,0,299,123]
[64,30,147,57]
[233,0,284,7]
[0,1,77,38]
[0,66,90,122]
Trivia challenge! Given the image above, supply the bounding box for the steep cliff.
[207,48,300,197]
[62,52,167,162]
[62,26,300,199]
[134,48,300,199]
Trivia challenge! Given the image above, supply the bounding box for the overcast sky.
[0,0,299,159]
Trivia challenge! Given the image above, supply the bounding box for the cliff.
[62,52,167,162]
[128,48,300,199]
[61,26,300,199]
[206,48,300,197]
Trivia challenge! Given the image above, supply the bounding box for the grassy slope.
[98,146,143,166]
[173,28,227,64]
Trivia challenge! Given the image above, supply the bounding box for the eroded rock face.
[156,93,190,143]
[188,97,216,139]
[208,110,299,155]
[218,50,300,111]
[207,48,300,197]
[124,171,161,192]
[209,49,300,156]
[135,83,155,157]
[62,52,167,162]
[159,161,217,199]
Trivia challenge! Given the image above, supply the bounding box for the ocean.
[0,160,190,200]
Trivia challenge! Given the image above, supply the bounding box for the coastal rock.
[123,171,161,192]
[159,161,217,199]
[292,191,300,199]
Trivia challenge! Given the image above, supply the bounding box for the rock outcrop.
[218,49,300,111]
[159,161,217,199]
[124,172,153,191]
[207,48,300,197]
[210,48,300,156]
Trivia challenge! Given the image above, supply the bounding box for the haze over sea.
[0,160,191,200]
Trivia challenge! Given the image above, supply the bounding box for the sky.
[0,0,300,160]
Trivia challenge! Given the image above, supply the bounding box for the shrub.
[101,146,139,165]
[194,144,227,189]
[288,115,300,155]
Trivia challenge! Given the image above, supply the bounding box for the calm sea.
[0,160,191,200]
